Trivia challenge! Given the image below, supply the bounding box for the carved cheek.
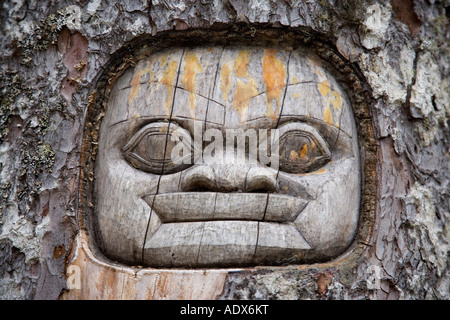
[94,121,164,263]
[280,156,361,253]
[94,147,151,263]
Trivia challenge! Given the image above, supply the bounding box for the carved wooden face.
[94,46,360,267]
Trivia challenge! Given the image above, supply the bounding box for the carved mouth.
[143,192,307,223]
[141,192,311,267]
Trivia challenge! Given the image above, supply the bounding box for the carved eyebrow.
[108,116,169,128]
[277,116,338,131]
[111,79,350,142]
[120,81,228,109]
[275,116,352,153]
[281,116,347,136]
[108,102,347,135]
[120,78,322,109]
[242,80,318,103]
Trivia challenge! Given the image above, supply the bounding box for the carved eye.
[122,122,193,174]
[278,123,331,173]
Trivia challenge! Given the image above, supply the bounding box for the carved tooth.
[213,193,266,221]
[144,192,307,223]
[252,222,311,265]
[265,194,308,222]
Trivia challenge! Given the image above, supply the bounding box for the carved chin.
[141,192,311,267]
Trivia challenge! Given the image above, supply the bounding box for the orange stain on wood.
[309,58,342,122]
[318,79,331,97]
[160,59,179,116]
[329,91,342,110]
[234,50,251,77]
[323,105,333,125]
[221,63,232,102]
[307,57,324,78]
[312,61,343,128]
[233,50,258,122]
[300,143,308,159]
[181,51,203,115]
[318,78,342,127]
[262,49,286,119]
[234,78,258,122]
[129,73,141,105]
[129,60,153,106]
[319,79,342,111]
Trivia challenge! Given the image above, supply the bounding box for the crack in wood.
[205,46,226,127]
[141,48,186,264]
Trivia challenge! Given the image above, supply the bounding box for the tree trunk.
[0,0,448,300]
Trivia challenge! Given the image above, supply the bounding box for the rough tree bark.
[0,0,448,300]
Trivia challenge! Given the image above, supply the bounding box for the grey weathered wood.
[93,45,361,269]
[145,192,307,223]
[0,0,447,300]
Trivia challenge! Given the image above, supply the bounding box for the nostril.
[181,164,278,193]
[181,165,217,192]
[183,176,217,192]
[245,177,277,193]
[245,183,275,193]
[244,167,277,193]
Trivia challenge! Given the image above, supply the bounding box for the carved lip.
[143,192,307,223]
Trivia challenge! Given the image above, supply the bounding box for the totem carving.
[93,45,360,268]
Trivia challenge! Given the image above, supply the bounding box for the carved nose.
[181,152,277,193]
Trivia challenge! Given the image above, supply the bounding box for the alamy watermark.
[66,265,81,290]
